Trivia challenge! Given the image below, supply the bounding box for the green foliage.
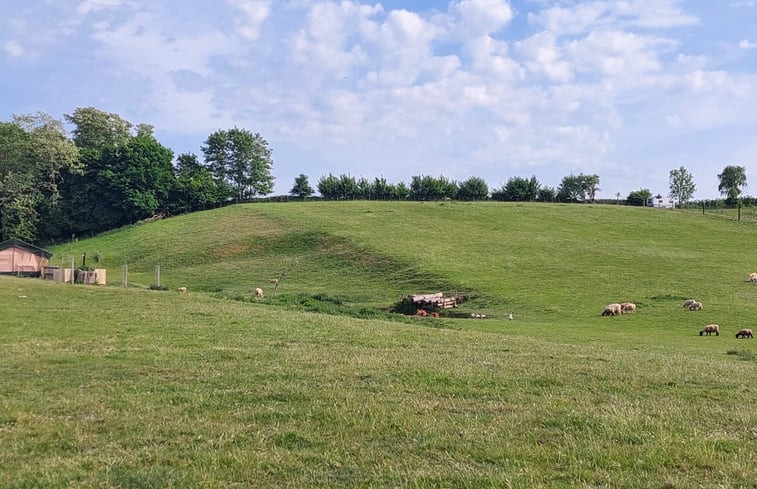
[409,175,456,201]
[492,175,540,201]
[57,134,175,235]
[0,114,79,240]
[64,107,132,150]
[171,152,228,213]
[557,173,600,203]
[668,166,696,206]
[537,185,556,202]
[627,188,652,206]
[201,128,274,201]
[455,176,489,201]
[290,173,314,198]
[717,165,747,206]
[316,174,364,200]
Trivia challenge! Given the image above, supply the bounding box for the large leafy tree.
[65,106,132,151]
[202,128,274,201]
[456,176,489,201]
[50,108,175,237]
[171,153,228,213]
[317,173,340,199]
[583,174,600,203]
[0,113,79,241]
[627,188,652,206]
[493,176,539,202]
[369,177,392,200]
[102,135,175,224]
[557,174,584,202]
[557,173,599,203]
[668,166,696,207]
[290,174,314,199]
[409,175,456,201]
[717,165,747,206]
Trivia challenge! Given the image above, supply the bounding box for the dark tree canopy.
[717,165,747,206]
[627,188,652,206]
[456,177,489,201]
[409,175,456,201]
[170,153,226,214]
[290,173,314,198]
[492,176,540,202]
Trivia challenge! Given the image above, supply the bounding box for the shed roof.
[0,239,53,259]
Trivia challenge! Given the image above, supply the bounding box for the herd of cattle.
[601,274,756,339]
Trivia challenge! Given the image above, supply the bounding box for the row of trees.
[305,173,601,203]
[1,108,274,242]
[298,166,747,209]
[1,106,749,243]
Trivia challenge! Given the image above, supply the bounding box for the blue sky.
[2,0,757,199]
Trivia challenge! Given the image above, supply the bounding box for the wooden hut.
[0,239,53,276]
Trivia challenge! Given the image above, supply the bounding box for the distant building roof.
[0,238,53,259]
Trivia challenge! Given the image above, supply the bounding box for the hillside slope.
[50,201,757,328]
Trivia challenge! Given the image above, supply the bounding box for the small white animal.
[254,287,264,297]
[507,313,513,320]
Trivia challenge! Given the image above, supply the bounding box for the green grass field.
[1,202,755,488]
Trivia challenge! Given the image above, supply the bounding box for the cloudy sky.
[2,1,756,199]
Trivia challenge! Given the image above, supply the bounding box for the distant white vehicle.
[646,196,675,208]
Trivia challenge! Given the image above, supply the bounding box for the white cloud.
[564,30,672,78]
[452,0,514,35]
[516,32,572,82]
[227,0,272,40]
[529,0,698,35]
[77,0,125,16]
[4,0,756,198]
[3,40,24,58]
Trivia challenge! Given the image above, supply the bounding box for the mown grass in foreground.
[1,277,755,488]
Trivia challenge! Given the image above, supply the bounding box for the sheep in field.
[682,299,696,308]
[688,301,703,311]
[601,303,623,316]
[177,287,187,294]
[735,328,754,339]
[621,302,636,313]
[699,324,719,336]
[254,287,264,298]
[748,273,757,283]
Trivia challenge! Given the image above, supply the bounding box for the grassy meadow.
[1,201,756,488]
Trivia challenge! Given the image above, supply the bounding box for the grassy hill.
[2,202,756,487]
[48,201,757,333]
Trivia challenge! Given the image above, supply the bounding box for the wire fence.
[682,201,757,223]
